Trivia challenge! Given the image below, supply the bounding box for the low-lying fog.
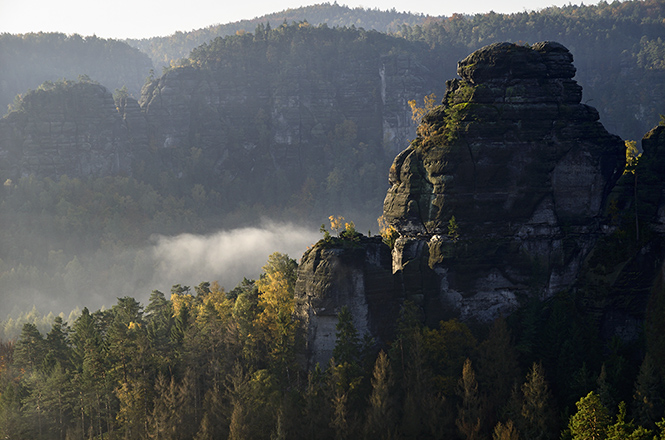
[150,221,320,292]
[1,221,321,335]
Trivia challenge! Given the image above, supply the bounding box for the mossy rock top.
[457,41,575,84]
[383,41,624,241]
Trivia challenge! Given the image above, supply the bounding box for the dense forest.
[0,241,664,439]
[122,0,665,142]
[125,3,431,68]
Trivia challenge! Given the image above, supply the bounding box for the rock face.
[137,50,436,189]
[296,41,632,365]
[0,81,141,179]
[294,236,398,367]
[636,124,665,231]
[0,31,442,222]
[382,41,625,322]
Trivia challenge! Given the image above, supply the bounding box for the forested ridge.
[125,3,430,68]
[123,0,665,141]
[0,33,153,116]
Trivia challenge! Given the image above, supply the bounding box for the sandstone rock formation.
[137,50,436,193]
[295,41,635,365]
[0,80,141,179]
[382,41,625,322]
[294,236,398,367]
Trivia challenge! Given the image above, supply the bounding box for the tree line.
[1,239,664,439]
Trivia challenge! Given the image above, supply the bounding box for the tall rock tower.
[382,41,625,322]
[296,41,629,366]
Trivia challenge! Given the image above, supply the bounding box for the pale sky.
[0,0,593,40]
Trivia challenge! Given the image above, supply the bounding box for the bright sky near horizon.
[0,0,595,40]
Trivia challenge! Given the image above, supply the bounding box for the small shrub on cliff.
[448,216,460,243]
[320,223,332,242]
[378,215,399,249]
[318,216,362,248]
[339,221,361,242]
[408,93,438,124]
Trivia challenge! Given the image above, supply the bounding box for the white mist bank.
[0,222,321,327]
[148,221,321,293]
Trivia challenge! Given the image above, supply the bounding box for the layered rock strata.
[296,41,630,365]
[294,236,398,367]
[0,81,140,179]
[382,41,626,322]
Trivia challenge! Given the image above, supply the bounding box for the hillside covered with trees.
[124,3,432,68]
[120,0,665,142]
[0,33,153,116]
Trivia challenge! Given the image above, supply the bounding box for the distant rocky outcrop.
[137,47,435,186]
[0,80,142,179]
[0,28,444,224]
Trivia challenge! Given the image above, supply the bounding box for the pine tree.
[302,365,332,440]
[227,365,251,440]
[228,400,250,440]
[44,316,73,372]
[333,306,361,366]
[144,290,174,371]
[149,373,178,439]
[456,358,482,440]
[606,401,652,440]
[476,317,520,430]
[632,354,664,430]
[364,350,395,439]
[194,383,228,440]
[569,391,610,440]
[492,420,519,440]
[596,364,617,413]
[14,323,45,372]
[518,362,557,440]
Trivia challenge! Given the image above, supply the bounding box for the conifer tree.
[596,364,616,414]
[14,323,45,372]
[302,365,332,440]
[476,317,520,430]
[606,401,652,440]
[568,391,610,440]
[194,382,228,440]
[492,420,519,440]
[333,306,361,366]
[227,365,251,440]
[228,400,250,440]
[331,386,349,440]
[632,354,664,430]
[518,362,557,440]
[364,350,395,439]
[456,358,482,440]
[44,316,73,372]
